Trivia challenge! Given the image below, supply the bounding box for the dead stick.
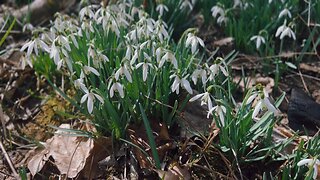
[0,140,19,178]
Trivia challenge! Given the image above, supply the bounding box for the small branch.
[0,140,19,178]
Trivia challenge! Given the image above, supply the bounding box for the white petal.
[86,66,100,76]
[220,66,228,76]
[297,159,312,166]
[94,94,104,104]
[142,64,148,82]
[117,83,125,98]
[81,94,88,104]
[109,85,115,98]
[182,79,193,94]
[313,164,318,179]
[27,41,35,57]
[189,93,203,102]
[252,100,262,118]
[207,95,213,110]
[246,93,257,105]
[87,94,94,114]
[124,68,132,83]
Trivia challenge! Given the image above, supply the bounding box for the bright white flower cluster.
[19,1,208,117]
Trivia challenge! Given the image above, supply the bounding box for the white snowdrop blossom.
[20,55,33,69]
[250,35,266,49]
[191,68,207,85]
[297,157,320,179]
[74,77,86,91]
[207,59,229,81]
[135,53,153,82]
[115,63,132,83]
[189,92,213,111]
[83,65,100,76]
[156,4,169,17]
[80,87,104,114]
[278,8,292,19]
[20,37,50,57]
[275,21,296,40]
[79,6,95,20]
[246,87,278,119]
[170,74,193,95]
[159,51,178,69]
[180,0,194,10]
[186,33,205,54]
[207,104,227,126]
[110,82,125,98]
[211,6,228,25]
[211,6,224,18]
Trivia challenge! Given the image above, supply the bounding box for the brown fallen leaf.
[28,123,111,178]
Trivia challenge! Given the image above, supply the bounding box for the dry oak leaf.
[28,124,94,178]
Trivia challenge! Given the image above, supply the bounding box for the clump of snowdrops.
[20,0,316,176]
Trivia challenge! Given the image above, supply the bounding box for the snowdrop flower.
[180,0,193,10]
[135,53,153,82]
[83,65,100,76]
[115,63,132,83]
[154,20,169,42]
[186,33,205,54]
[74,76,86,91]
[207,104,227,126]
[170,74,193,95]
[278,8,292,19]
[20,37,50,57]
[80,87,104,114]
[156,4,168,17]
[20,55,33,69]
[109,81,125,98]
[207,58,228,81]
[79,6,95,21]
[189,91,213,111]
[191,68,207,85]
[211,6,224,18]
[275,21,296,40]
[159,51,178,69]
[297,157,320,179]
[246,86,278,119]
[250,35,266,49]
[211,6,228,25]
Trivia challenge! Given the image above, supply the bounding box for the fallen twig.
[0,139,19,178]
